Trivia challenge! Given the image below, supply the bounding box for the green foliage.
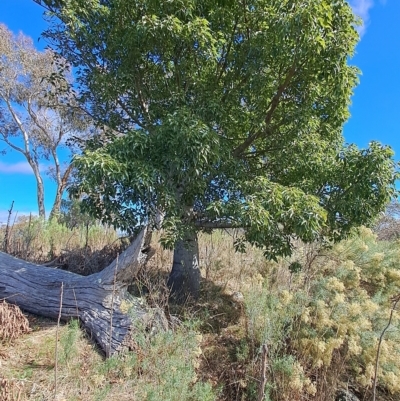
[289,261,302,274]
[0,215,119,263]
[58,198,98,229]
[41,0,398,263]
[0,24,91,218]
[3,225,400,400]
[243,228,400,399]
[91,324,216,401]
[137,329,215,401]
[59,319,81,365]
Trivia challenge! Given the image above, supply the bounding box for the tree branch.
[194,219,242,229]
[232,64,297,157]
[3,98,31,156]
[0,136,25,154]
[215,18,239,85]
[373,294,400,401]
[27,97,54,145]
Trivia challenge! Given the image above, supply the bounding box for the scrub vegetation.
[1,1,400,399]
[1,214,400,401]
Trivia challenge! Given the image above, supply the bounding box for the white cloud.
[0,161,33,174]
[0,209,37,226]
[0,209,16,226]
[0,210,9,225]
[349,0,374,36]
[0,161,46,174]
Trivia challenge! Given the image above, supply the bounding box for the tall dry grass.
[1,222,400,401]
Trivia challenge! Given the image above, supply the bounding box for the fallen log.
[0,227,165,356]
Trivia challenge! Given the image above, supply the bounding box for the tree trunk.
[167,230,201,303]
[35,173,46,218]
[50,191,62,221]
[49,151,73,221]
[0,228,166,356]
[25,156,46,218]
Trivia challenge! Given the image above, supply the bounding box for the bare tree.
[0,24,90,219]
[373,200,400,241]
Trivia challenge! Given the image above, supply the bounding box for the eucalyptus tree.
[373,200,400,241]
[36,0,397,300]
[0,24,90,219]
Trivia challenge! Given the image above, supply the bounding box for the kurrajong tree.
[36,0,398,300]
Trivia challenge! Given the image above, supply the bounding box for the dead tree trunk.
[0,228,164,356]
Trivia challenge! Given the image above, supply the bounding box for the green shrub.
[243,227,400,400]
[59,319,81,366]
[90,322,216,401]
[0,216,119,264]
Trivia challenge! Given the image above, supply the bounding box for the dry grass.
[0,313,213,401]
[0,378,25,401]
[0,217,120,265]
[0,315,105,400]
[0,301,30,344]
[1,226,400,401]
[0,229,262,401]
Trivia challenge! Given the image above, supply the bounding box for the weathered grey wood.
[0,228,158,356]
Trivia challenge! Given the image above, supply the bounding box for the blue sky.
[0,0,399,223]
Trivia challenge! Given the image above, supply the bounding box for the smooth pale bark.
[29,157,46,218]
[167,231,201,302]
[49,154,74,220]
[0,228,165,356]
[1,97,46,218]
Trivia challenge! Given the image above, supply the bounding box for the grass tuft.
[0,301,30,344]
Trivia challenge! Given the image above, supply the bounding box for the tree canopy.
[37,0,397,260]
[0,23,91,218]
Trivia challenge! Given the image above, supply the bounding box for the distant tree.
[59,198,97,229]
[373,200,400,241]
[36,0,398,300]
[0,24,91,219]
